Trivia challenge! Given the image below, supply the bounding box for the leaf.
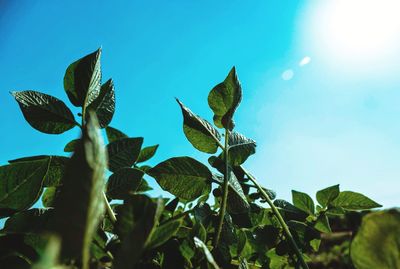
[316,184,340,208]
[146,218,183,250]
[194,237,221,269]
[147,157,212,201]
[208,67,242,130]
[176,99,221,153]
[105,126,128,143]
[64,48,102,107]
[41,187,56,208]
[11,91,77,134]
[331,191,382,210]
[137,144,159,163]
[314,214,331,233]
[4,208,53,233]
[106,168,144,200]
[107,137,143,172]
[50,113,106,269]
[64,139,80,152]
[227,131,256,166]
[8,155,69,187]
[0,158,50,217]
[114,196,164,269]
[351,209,400,269]
[86,79,115,128]
[273,199,308,220]
[292,190,315,215]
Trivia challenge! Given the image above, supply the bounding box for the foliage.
[0,49,387,269]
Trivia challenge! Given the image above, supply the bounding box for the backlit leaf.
[332,191,381,211]
[86,79,115,128]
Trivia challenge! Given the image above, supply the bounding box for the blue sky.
[1,1,399,207]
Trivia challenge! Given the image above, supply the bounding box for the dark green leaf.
[273,199,308,220]
[114,196,164,269]
[107,137,143,172]
[351,209,400,269]
[64,48,101,107]
[208,67,242,130]
[146,218,183,250]
[106,168,144,200]
[50,113,106,268]
[332,191,382,210]
[86,79,115,128]
[137,144,159,163]
[227,172,250,214]
[105,126,128,143]
[4,208,52,233]
[0,158,50,217]
[64,139,80,152]
[176,99,221,153]
[227,131,256,166]
[314,214,331,233]
[11,91,76,134]
[41,187,56,208]
[147,157,212,201]
[316,184,340,208]
[292,190,315,215]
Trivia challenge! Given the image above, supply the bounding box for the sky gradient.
[1,1,399,207]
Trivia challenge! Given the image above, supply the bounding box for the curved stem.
[213,128,230,247]
[103,191,117,224]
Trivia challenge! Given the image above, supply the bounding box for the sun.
[302,0,400,72]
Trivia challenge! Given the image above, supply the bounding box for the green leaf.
[41,187,56,208]
[226,131,256,166]
[208,67,242,130]
[64,48,102,107]
[194,237,221,269]
[146,218,183,250]
[314,214,331,233]
[64,139,80,152]
[0,158,50,217]
[4,208,53,233]
[292,190,315,215]
[147,157,212,201]
[351,210,400,269]
[107,137,143,172]
[11,91,77,134]
[105,126,128,143]
[106,168,144,200]
[137,144,159,163]
[86,79,115,128]
[176,99,221,153]
[316,184,340,208]
[50,113,106,269]
[114,195,164,269]
[332,191,382,210]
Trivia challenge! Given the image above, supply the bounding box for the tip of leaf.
[10,91,17,97]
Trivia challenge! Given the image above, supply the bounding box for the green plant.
[0,49,383,269]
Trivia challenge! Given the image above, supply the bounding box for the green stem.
[103,191,117,224]
[240,167,309,269]
[213,128,230,247]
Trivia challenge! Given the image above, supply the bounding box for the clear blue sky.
[1,1,399,207]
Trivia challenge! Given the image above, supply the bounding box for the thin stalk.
[240,167,309,269]
[213,128,230,247]
[103,191,117,224]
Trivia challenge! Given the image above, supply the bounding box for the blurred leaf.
[146,218,183,250]
[292,190,315,215]
[316,185,340,208]
[107,137,143,172]
[208,67,242,130]
[50,113,106,269]
[106,168,144,200]
[64,139,80,152]
[148,157,212,201]
[351,209,400,269]
[11,91,76,134]
[0,158,50,217]
[137,144,159,163]
[64,48,101,107]
[4,208,53,233]
[176,99,221,153]
[314,214,331,233]
[332,191,381,210]
[86,78,115,128]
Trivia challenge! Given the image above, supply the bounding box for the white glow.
[299,56,311,67]
[303,0,400,72]
[282,69,294,80]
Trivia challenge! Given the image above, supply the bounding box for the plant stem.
[213,128,230,247]
[240,167,309,269]
[103,191,117,224]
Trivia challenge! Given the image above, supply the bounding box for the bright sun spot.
[303,0,400,73]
